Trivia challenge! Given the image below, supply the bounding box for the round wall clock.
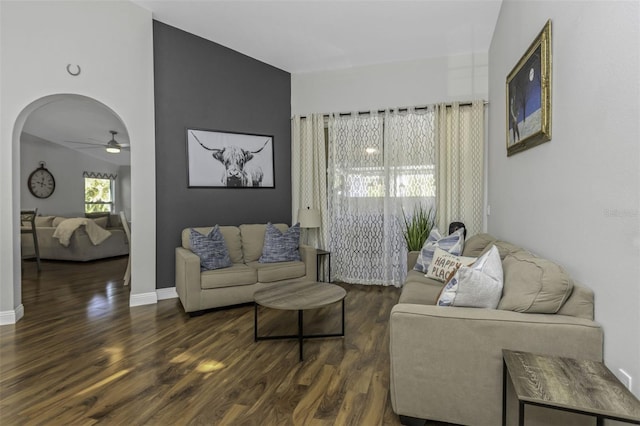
[28,162,56,199]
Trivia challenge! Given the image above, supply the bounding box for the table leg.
[32,230,41,272]
[298,310,304,361]
[596,417,604,426]
[341,299,345,336]
[502,359,507,426]
[519,401,525,426]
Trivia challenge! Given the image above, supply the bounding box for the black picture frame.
[506,19,552,157]
[186,128,275,188]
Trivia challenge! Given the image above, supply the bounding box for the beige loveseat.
[21,215,129,262]
[390,233,604,426]
[175,223,317,314]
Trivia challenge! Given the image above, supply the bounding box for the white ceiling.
[134,0,503,73]
[23,1,502,166]
[22,96,131,167]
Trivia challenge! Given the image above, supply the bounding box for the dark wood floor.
[1,258,448,425]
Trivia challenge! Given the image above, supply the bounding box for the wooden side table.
[254,281,346,361]
[316,249,331,282]
[502,349,640,425]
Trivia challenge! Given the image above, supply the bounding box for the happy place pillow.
[259,222,301,263]
[437,245,503,309]
[413,227,466,273]
[426,247,476,282]
[189,226,233,271]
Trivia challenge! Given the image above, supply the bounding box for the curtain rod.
[295,100,488,120]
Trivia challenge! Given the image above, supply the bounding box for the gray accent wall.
[153,21,291,289]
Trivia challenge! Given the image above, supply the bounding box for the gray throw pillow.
[437,245,503,309]
[259,222,301,263]
[189,226,232,271]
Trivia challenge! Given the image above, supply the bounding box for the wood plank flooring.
[1,258,449,425]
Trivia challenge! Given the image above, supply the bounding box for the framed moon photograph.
[506,19,552,156]
[186,128,275,188]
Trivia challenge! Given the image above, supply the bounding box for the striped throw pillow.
[414,227,465,273]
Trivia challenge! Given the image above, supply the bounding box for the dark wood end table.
[316,249,331,282]
[502,349,640,426]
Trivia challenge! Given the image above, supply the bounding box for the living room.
[1,0,638,424]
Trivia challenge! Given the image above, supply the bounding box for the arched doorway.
[10,93,137,319]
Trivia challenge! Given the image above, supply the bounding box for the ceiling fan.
[65,130,130,154]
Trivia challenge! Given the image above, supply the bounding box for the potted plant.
[401,205,436,251]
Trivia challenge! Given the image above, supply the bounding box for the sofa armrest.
[407,250,419,271]
[175,247,202,312]
[389,303,603,426]
[299,244,318,282]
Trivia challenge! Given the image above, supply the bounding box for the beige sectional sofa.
[390,233,604,426]
[175,223,317,314]
[21,214,129,262]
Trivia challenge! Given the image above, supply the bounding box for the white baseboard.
[156,287,178,300]
[0,304,24,325]
[129,292,158,307]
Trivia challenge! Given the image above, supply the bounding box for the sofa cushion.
[52,216,68,227]
[34,216,54,227]
[413,227,465,273]
[91,216,109,229]
[247,260,306,283]
[425,247,476,282]
[462,233,496,257]
[259,223,301,263]
[109,214,122,228]
[200,263,258,289]
[218,226,243,263]
[498,251,574,314]
[85,212,110,228]
[240,223,289,262]
[189,226,232,271]
[481,240,523,260]
[437,245,503,309]
[399,279,445,305]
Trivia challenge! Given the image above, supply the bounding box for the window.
[84,174,115,213]
[341,165,436,198]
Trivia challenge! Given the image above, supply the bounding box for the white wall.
[488,0,640,396]
[291,52,488,115]
[21,133,125,216]
[1,0,157,320]
[117,166,132,220]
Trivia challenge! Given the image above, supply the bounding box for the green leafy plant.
[401,205,436,251]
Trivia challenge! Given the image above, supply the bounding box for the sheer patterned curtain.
[291,114,327,248]
[435,101,485,236]
[327,108,436,286]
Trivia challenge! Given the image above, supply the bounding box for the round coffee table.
[254,281,346,361]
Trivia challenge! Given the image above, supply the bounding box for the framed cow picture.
[186,128,275,188]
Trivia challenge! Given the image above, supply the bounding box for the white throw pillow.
[437,245,503,309]
[413,227,466,273]
[425,247,476,282]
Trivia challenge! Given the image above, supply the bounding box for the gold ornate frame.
[506,20,552,156]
